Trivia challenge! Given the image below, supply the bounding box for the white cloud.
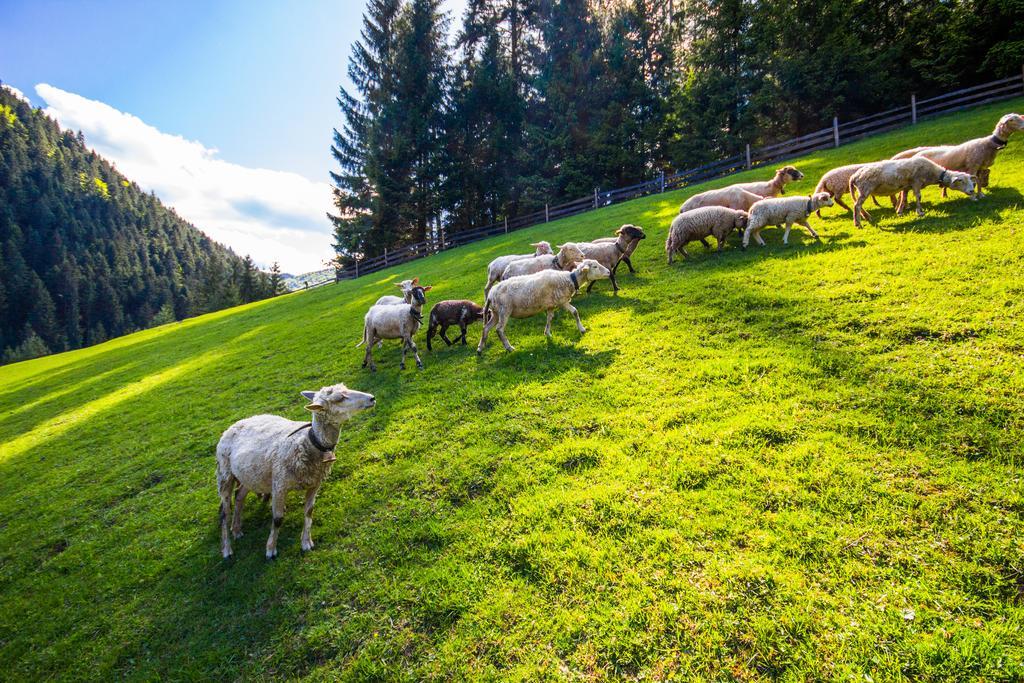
[2,84,29,103]
[35,83,335,274]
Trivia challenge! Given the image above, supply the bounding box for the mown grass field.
[3,98,1024,681]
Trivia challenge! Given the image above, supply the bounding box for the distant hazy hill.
[282,268,333,291]
[0,84,279,363]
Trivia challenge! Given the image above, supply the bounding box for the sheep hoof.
[416,361,424,369]
[399,363,406,370]
[222,548,233,559]
[266,548,278,560]
[232,530,243,539]
[302,540,314,552]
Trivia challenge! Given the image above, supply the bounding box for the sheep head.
[530,241,554,255]
[620,224,647,240]
[811,192,834,210]
[995,113,1024,138]
[734,211,750,229]
[943,171,975,196]
[409,285,432,305]
[778,165,804,183]
[301,383,376,422]
[555,243,585,269]
[574,258,611,284]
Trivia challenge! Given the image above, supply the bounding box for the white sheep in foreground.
[358,283,432,371]
[216,383,376,559]
[890,113,1023,198]
[571,225,647,292]
[730,165,804,197]
[679,186,765,214]
[848,157,974,228]
[477,259,610,353]
[500,243,585,280]
[666,207,749,263]
[591,224,646,274]
[483,241,553,296]
[374,278,416,306]
[743,193,834,248]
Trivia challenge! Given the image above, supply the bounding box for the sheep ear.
[412,277,419,285]
[422,285,433,291]
[395,283,405,289]
[301,391,316,401]
[305,403,324,412]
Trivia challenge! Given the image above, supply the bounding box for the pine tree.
[268,262,285,296]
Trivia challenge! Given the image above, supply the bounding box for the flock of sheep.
[215,112,1022,559]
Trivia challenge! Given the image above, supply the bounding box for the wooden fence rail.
[321,71,1024,284]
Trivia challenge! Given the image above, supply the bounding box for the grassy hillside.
[2,98,1024,681]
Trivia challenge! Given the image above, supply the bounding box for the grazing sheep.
[743,193,834,247]
[848,157,974,228]
[679,186,765,214]
[731,165,804,197]
[426,299,484,350]
[890,113,1023,199]
[477,259,611,354]
[484,241,553,296]
[813,164,892,216]
[500,243,585,280]
[374,278,416,306]
[591,224,646,274]
[216,383,376,559]
[572,225,647,293]
[358,283,432,371]
[666,207,749,263]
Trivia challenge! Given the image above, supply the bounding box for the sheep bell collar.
[570,272,580,291]
[990,134,1008,149]
[409,308,423,323]
[288,423,336,462]
[805,198,813,215]
[938,170,949,187]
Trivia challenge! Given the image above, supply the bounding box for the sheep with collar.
[590,224,647,274]
[477,259,610,354]
[848,157,974,228]
[570,225,647,292]
[358,283,432,371]
[216,383,376,559]
[500,243,585,281]
[484,241,553,296]
[742,193,834,248]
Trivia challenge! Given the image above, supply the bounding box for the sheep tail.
[355,324,368,347]
[482,297,492,326]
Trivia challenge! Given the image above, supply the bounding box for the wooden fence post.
[660,171,665,193]
[833,116,840,147]
[745,144,751,169]
[383,248,388,267]
[911,94,917,124]
[504,216,508,233]
[594,188,598,208]
[545,203,549,222]
[355,259,359,278]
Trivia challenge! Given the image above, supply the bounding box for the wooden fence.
[313,70,1024,287]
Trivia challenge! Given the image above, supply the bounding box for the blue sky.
[0,0,466,272]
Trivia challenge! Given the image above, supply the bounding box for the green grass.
[3,98,1024,681]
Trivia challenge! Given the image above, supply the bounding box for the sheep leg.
[783,221,793,245]
[362,328,377,371]
[621,255,635,274]
[439,325,454,346]
[544,310,555,337]
[609,267,619,292]
[895,191,908,216]
[219,473,236,559]
[400,338,408,370]
[458,324,468,345]
[495,313,514,352]
[477,313,496,353]
[699,237,712,250]
[942,186,948,199]
[231,484,249,539]
[799,219,821,242]
[426,323,436,351]
[409,337,424,369]
[586,280,595,294]
[831,194,852,215]
[564,302,585,334]
[266,490,285,559]
[301,487,318,552]
[913,187,924,216]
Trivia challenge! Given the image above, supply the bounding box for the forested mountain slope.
[0,85,277,363]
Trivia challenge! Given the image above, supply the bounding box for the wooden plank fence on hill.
[310,70,1024,288]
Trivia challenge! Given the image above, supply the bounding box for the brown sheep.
[426,300,484,350]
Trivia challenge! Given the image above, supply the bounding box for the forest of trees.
[0,85,284,364]
[330,0,1024,263]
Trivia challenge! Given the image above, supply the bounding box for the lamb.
[374,278,416,306]
[500,243,585,280]
[426,299,484,350]
[666,207,749,263]
[591,224,646,274]
[890,113,1023,198]
[848,157,975,228]
[483,241,553,296]
[730,165,804,197]
[358,283,432,371]
[742,193,834,247]
[216,383,376,559]
[571,224,647,292]
[678,186,765,214]
[477,259,611,354]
